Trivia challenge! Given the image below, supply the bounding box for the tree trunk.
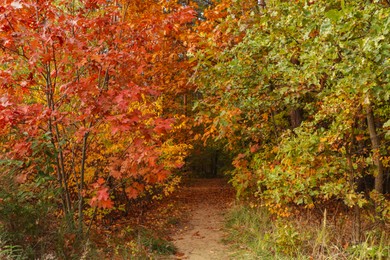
[290,108,303,129]
[365,99,384,193]
[78,132,89,236]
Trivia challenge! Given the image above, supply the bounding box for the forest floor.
[168,178,235,259]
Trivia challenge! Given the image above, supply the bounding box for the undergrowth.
[225,204,389,259]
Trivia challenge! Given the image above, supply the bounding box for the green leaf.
[325,9,342,22]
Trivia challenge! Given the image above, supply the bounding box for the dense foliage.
[192,0,389,216]
[0,0,389,258]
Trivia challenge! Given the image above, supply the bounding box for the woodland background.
[0,0,389,258]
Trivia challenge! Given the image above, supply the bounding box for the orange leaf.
[125,187,139,199]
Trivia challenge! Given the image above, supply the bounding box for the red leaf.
[96,187,109,201]
[100,199,114,209]
[110,169,122,179]
[96,177,105,185]
[125,182,144,199]
[125,187,139,199]
[42,53,52,63]
[157,170,170,182]
[250,144,259,153]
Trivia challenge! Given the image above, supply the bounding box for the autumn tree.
[0,0,195,256]
[192,0,390,218]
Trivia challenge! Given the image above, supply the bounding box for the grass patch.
[225,204,389,259]
[137,227,177,255]
[102,225,177,259]
[225,205,297,259]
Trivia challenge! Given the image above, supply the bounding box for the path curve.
[171,178,235,260]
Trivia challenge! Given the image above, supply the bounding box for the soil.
[169,178,235,260]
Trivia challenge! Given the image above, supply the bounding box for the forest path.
[170,178,235,260]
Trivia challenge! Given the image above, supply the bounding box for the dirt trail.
[171,178,235,260]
